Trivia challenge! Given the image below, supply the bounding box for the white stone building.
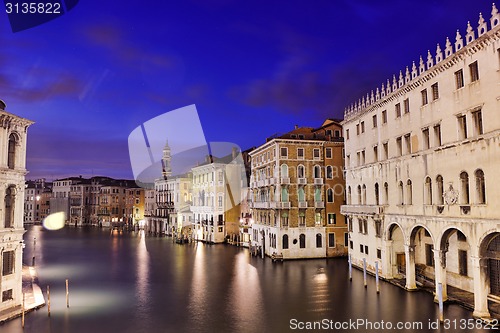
[0,101,33,314]
[341,5,500,318]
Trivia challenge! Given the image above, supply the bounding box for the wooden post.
[348,254,352,281]
[375,261,380,294]
[66,279,69,308]
[438,283,444,322]
[22,292,25,328]
[47,286,51,316]
[363,258,367,288]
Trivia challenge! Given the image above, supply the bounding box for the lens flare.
[43,212,66,230]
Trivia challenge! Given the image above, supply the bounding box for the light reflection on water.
[0,226,490,333]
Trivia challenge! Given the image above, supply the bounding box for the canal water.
[1,226,493,333]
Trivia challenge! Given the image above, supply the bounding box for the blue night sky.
[1,0,494,180]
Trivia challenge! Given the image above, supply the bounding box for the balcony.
[280,202,291,209]
[298,178,307,185]
[298,201,307,208]
[281,177,290,184]
[269,178,276,185]
[253,202,269,209]
[340,204,384,215]
[314,201,324,208]
[269,202,278,208]
[257,180,265,187]
[314,178,323,185]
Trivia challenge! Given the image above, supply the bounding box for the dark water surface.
[0,226,492,333]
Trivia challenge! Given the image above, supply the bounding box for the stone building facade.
[341,5,500,318]
[0,102,33,314]
[249,120,347,259]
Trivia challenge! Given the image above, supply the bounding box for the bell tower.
[162,140,172,179]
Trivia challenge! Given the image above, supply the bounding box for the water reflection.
[135,230,150,316]
[229,252,264,333]
[188,242,207,325]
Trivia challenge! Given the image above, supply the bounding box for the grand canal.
[1,226,493,332]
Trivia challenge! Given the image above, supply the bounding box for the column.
[471,256,490,318]
[433,249,448,302]
[382,240,393,279]
[404,244,417,290]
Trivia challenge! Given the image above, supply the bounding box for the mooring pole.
[363,258,367,288]
[375,261,380,294]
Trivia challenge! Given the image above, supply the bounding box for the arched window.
[314,187,321,202]
[406,180,413,205]
[436,175,444,205]
[5,186,14,228]
[283,234,289,249]
[362,184,367,205]
[475,169,485,204]
[281,164,288,178]
[460,172,470,204]
[7,134,17,169]
[374,183,379,205]
[347,186,352,205]
[326,166,333,179]
[398,181,404,205]
[425,177,432,205]
[316,233,322,248]
[299,234,306,248]
[298,186,305,202]
[357,185,362,204]
[281,187,289,202]
[327,188,333,202]
[384,182,389,205]
[314,165,321,178]
[297,165,305,178]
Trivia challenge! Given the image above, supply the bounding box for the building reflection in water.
[229,252,265,333]
[188,242,207,323]
[136,230,150,316]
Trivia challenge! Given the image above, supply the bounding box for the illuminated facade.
[249,120,348,259]
[0,102,34,314]
[341,5,500,318]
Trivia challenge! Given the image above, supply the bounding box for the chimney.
[0,100,6,110]
[294,125,298,129]
[232,147,238,159]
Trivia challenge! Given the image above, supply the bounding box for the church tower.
[162,140,172,179]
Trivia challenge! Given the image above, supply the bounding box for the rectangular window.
[325,148,332,159]
[396,137,402,156]
[361,150,365,165]
[344,233,349,247]
[459,249,468,276]
[395,103,401,118]
[373,145,378,162]
[421,89,428,105]
[383,142,388,159]
[469,61,479,82]
[280,147,288,158]
[2,251,14,276]
[377,249,382,259]
[328,233,335,248]
[334,130,340,137]
[404,133,411,154]
[434,124,442,146]
[350,240,353,250]
[328,213,336,224]
[431,83,439,100]
[365,245,369,255]
[455,69,464,89]
[346,155,350,167]
[356,124,360,135]
[2,289,13,302]
[382,110,387,124]
[357,152,361,166]
[346,129,349,139]
[372,115,377,128]
[360,244,364,253]
[472,110,483,136]
[297,148,304,159]
[404,98,410,114]
[422,128,430,150]
[361,121,365,133]
[457,115,467,140]
[313,148,320,160]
